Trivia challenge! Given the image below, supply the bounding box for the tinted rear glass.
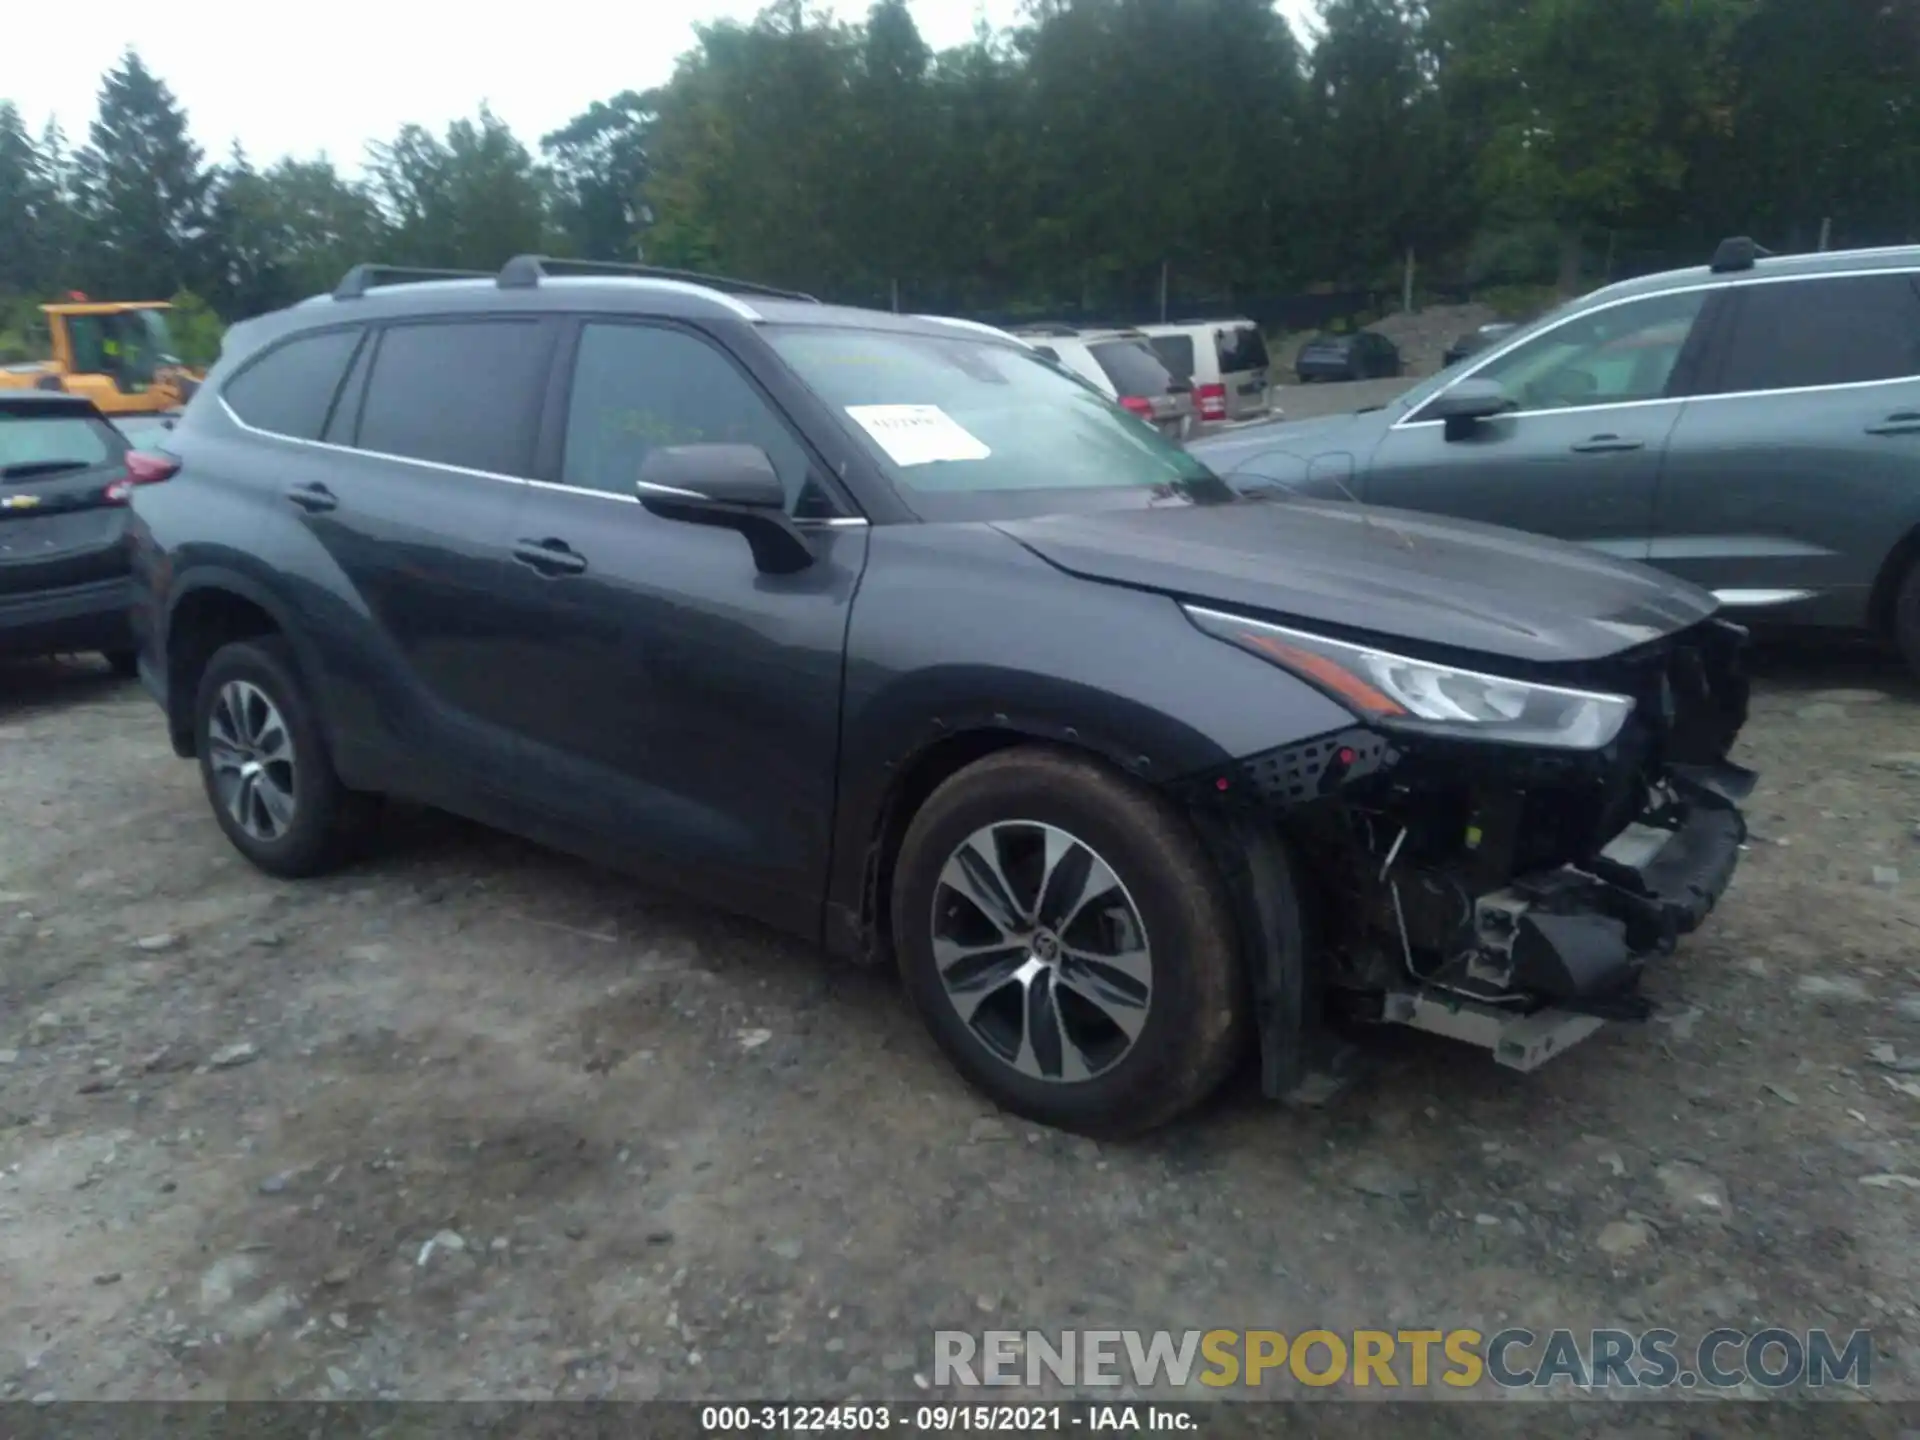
[0,411,126,474]
[223,327,362,440]
[1216,326,1269,372]
[1147,334,1196,380]
[356,320,548,474]
[1088,340,1177,396]
[1710,273,1920,393]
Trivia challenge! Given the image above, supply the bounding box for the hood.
[992,497,1719,666]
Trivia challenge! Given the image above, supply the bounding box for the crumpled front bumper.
[1484,762,1751,1006]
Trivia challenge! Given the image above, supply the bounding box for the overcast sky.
[5,0,1319,172]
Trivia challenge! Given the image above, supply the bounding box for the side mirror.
[636,444,814,574]
[1426,378,1514,440]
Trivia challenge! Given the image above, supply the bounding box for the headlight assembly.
[1184,604,1635,750]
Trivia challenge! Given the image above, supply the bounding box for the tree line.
[2,0,1916,354]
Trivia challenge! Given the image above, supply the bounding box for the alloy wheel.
[929,821,1152,1084]
[206,679,298,843]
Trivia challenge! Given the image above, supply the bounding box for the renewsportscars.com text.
[934,1326,1872,1391]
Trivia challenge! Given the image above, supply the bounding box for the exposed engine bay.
[1197,616,1754,1074]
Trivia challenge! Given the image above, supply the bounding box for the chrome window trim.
[220,399,869,526]
[1392,265,1920,431]
[528,476,869,526]
[218,395,532,487]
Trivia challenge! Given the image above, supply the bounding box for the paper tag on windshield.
[845,405,991,466]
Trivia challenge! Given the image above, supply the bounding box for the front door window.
[1417,290,1707,419]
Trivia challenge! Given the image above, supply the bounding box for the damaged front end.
[1182,608,1755,1081]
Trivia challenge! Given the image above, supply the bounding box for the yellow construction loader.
[0,297,202,415]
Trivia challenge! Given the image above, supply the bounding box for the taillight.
[1118,396,1154,420]
[104,450,181,504]
[1196,382,1228,421]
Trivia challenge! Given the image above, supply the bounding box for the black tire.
[102,648,139,678]
[1895,562,1920,679]
[891,747,1247,1138]
[193,637,367,878]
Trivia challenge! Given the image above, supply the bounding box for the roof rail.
[1009,322,1083,337]
[496,255,818,302]
[1709,236,1774,274]
[333,264,492,300]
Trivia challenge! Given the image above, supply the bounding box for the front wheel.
[891,748,1247,1137]
[193,637,368,877]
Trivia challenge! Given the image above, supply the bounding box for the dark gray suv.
[126,257,1753,1136]
[1196,238,1920,672]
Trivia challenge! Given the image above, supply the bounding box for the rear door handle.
[512,537,588,576]
[1570,434,1646,454]
[285,482,338,513]
[1866,412,1920,436]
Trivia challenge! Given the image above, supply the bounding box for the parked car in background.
[1294,330,1401,383]
[0,391,148,674]
[1013,326,1196,441]
[1193,236,1920,674]
[128,256,1753,1135]
[1442,321,1517,368]
[1141,318,1275,431]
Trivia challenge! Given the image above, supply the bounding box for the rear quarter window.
[1147,334,1197,381]
[222,327,363,440]
[1088,340,1178,397]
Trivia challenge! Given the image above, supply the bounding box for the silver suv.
[1192,237,1920,673]
[1013,326,1196,442]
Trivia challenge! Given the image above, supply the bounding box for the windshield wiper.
[2,460,92,481]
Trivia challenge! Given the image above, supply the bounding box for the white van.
[1141,319,1276,431]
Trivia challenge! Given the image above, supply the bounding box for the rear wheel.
[1894,561,1920,680]
[891,747,1246,1137]
[193,638,367,877]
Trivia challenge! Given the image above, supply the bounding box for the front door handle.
[512,537,588,576]
[1866,412,1920,436]
[285,482,338,513]
[1570,434,1646,454]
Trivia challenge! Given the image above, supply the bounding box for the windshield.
[64,309,176,390]
[768,327,1230,519]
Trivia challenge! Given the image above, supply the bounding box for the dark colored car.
[128,257,1753,1137]
[1194,236,1920,674]
[1294,330,1401,383]
[0,391,154,673]
[1442,322,1518,368]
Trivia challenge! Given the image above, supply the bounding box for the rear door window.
[356,320,550,475]
[1087,340,1177,397]
[1216,326,1270,373]
[1147,334,1197,381]
[1707,273,1920,394]
[223,327,362,440]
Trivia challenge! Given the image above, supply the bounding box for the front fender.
[824,524,1357,950]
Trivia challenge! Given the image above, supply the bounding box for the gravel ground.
[3,647,1919,1426]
